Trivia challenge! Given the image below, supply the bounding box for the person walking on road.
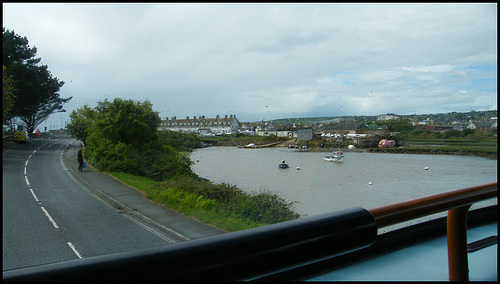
[77,149,84,172]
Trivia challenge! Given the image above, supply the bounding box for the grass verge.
[108,172,300,232]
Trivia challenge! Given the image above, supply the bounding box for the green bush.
[71,99,197,180]
[156,178,243,204]
[232,190,300,223]
[157,130,201,152]
[151,177,300,227]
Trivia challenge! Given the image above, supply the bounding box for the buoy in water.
[296,167,300,170]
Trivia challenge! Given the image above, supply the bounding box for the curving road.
[3,135,224,271]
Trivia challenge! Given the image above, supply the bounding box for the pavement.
[62,139,226,242]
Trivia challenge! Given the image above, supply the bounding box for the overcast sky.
[3,3,497,129]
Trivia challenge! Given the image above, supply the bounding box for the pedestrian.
[77,149,84,172]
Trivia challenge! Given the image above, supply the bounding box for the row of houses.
[158,114,497,139]
[157,115,377,141]
[454,121,497,131]
[158,115,240,135]
[413,120,498,132]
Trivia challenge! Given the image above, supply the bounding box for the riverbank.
[108,172,300,232]
[269,140,497,159]
[367,147,497,159]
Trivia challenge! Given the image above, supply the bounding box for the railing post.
[447,205,471,281]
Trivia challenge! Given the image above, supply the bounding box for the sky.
[2,3,497,130]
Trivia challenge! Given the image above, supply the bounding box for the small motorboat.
[279,160,289,169]
[323,150,344,162]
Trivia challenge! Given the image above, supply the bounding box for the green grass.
[110,172,157,192]
[108,172,300,232]
[394,134,497,157]
[371,144,497,157]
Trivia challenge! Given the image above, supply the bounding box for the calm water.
[190,147,497,227]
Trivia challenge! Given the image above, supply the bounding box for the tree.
[2,28,37,66]
[66,104,95,145]
[380,118,414,133]
[70,98,193,179]
[88,98,161,149]
[3,28,71,133]
[3,66,15,125]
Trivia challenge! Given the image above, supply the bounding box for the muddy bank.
[367,147,497,159]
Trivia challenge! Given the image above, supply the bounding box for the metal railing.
[3,182,497,281]
[368,181,497,281]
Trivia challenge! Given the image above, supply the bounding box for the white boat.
[324,150,344,162]
[238,143,256,148]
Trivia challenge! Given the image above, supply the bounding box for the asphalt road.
[3,135,225,271]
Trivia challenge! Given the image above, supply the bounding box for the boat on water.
[289,145,312,152]
[279,160,289,169]
[295,145,312,152]
[239,142,282,149]
[324,150,344,162]
[239,143,256,148]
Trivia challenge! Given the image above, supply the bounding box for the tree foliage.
[66,104,95,145]
[3,66,15,125]
[377,118,414,133]
[89,99,161,149]
[68,98,195,179]
[3,28,71,132]
[157,130,201,152]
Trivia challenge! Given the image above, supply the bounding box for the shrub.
[233,190,300,223]
[148,186,217,211]
[152,177,300,226]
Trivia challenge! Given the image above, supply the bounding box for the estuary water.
[190,147,497,229]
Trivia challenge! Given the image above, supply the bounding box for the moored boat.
[238,143,256,148]
[279,160,289,169]
[294,145,312,152]
[324,150,344,162]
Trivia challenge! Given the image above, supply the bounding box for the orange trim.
[368,182,497,281]
[368,182,497,228]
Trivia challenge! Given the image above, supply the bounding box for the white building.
[377,114,399,121]
[158,115,240,135]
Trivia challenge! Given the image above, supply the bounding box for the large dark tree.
[3,65,15,125]
[3,28,71,133]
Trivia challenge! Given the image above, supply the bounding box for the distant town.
[157,110,497,140]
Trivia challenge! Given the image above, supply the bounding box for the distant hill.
[265,110,497,127]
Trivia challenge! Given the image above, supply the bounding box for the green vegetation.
[373,128,497,157]
[269,110,497,128]
[110,172,300,232]
[68,98,300,232]
[67,98,195,179]
[3,66,15,125]
[157,130,201,152]
[203,133,287,146]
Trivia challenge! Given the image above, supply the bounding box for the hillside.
[266,110,497,127]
